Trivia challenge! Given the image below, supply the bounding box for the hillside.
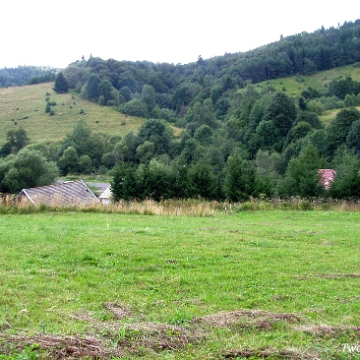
[2,64,360,146]
[0,83,147,144]
[1,20,360,201]
[253,63,360,97]
[246,63,360,124]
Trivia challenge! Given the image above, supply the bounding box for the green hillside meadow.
[255,64,360,97]
[248,63,360,126]
[0,210,360,359]
[0,83,146,145]
[1,63,360,147]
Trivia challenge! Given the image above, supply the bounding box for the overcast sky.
[1,1,358,69]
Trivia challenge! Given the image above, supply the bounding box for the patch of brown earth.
[0,334,124,359]
[115,322,204,353]
[223,348,319,359]
[302,325,360,338]
[102,302,131,319]
[194,310,300,330]
[0,322,11,332]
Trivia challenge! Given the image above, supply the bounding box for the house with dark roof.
[15,180,100,207]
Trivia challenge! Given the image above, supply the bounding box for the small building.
[99,185,112,205]
[318,169,337,190]
[15,180,100,207]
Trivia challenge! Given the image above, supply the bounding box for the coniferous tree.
[224,153,258,202]
[280,143,325,198]
[53,72,69,94]
[111,163,138,201]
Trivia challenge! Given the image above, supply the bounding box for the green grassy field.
[254,64,360,98]
[0,83,147,145]
[0,210,360,359]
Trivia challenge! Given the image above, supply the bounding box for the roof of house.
[17,180,100,207]
[318,169,337,190]
[99,185,112,200]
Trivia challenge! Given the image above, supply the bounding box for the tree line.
[0,66,59,88]
[1,20,360,201]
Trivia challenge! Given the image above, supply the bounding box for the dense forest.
[0,66,58,88]
[1,20,360,201]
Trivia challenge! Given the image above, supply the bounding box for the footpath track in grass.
[0,210,359,359]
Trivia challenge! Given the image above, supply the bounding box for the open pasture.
[0,210,360,359]
[0,83,145,145]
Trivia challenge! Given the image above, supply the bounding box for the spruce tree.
[53,72,69,94]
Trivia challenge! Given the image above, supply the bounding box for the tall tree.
[0,129,29,157]
[137,119,171,155]
[264,91,297,139]
[224,153,258,202]
[111,163,138,201]
[0,149,58,193]
[280,143,325,198]
[327,107,360,155]
[85,74,101,101]
[141,84,156,111]
[53,72,69,94]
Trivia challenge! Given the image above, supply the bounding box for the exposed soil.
[115,322,205,353]
[102,302,131,319]
[0,334,124,359]
[0,308,354,359]
[302,325,360,338]
[194,310,300,330]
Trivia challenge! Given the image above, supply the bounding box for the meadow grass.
[0,83,145,144]
[254,63,360,98]
[0,210,360,358]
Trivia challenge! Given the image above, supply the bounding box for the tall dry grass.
[2,195,360,215]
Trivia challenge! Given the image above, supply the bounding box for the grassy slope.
[0,210,359,358]
[251,63,360,125]
[255,64,360,97]
[0,83,147,145]
[2,65,360,146]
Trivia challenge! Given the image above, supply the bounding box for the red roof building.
[318,169,336,190]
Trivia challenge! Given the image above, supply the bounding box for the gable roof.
[99,185,112,200]
[17,180,100,207]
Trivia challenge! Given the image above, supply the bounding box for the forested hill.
[0,66,59,87]
[64,19,360,95]
[1,20,360,201]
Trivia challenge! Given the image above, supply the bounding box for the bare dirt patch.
[115,322,204,354]
[302,325,360,338]
[223,347,319,359]
[102,302,131,319]
[194,310,300,330]
[0,334,124,359]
